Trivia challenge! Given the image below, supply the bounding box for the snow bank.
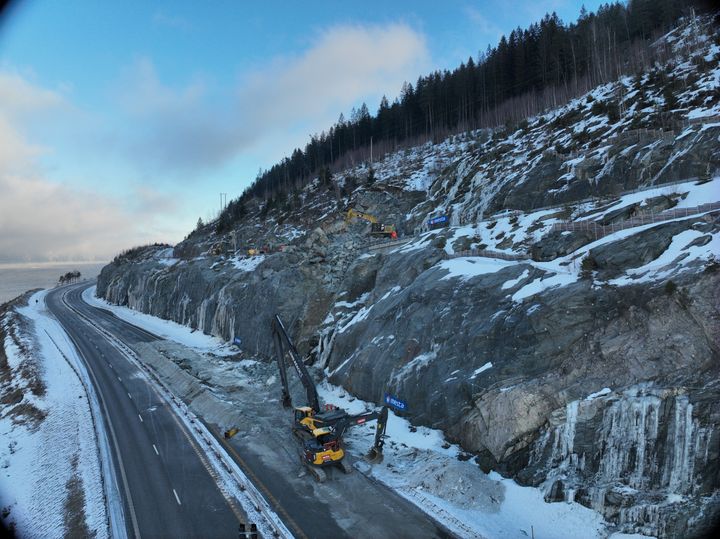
[0,291,109,538]
[83,286,237,356]
[439,257,515,280]
[470,362,493,379]
[230,255,265,272]
[511,272,578,302]
[316,380,611,539]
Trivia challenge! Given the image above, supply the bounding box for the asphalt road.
[48,283,454,539]
[46,285,245,539]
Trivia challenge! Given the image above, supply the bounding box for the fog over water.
[0,262,107,304]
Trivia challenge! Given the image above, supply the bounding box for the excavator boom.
[272,314,320,412]
[332,406,388,456]
[346,208,378,224]
[271,314,390,475]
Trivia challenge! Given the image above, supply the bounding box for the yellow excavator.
[271,315,388,482]
[345,208,398,239]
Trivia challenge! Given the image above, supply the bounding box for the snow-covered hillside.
[95,13,720,539]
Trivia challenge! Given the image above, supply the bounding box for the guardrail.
[551,203,720,240]
[60,288,293,539]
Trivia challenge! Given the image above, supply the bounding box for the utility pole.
[370,136,373,165]
[220,192,227,213]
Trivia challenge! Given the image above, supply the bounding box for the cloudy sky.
[0,0,602,263]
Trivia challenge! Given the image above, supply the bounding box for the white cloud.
[0,71,65,170]
[117,58,205,115]
[0,71,65,119]
[115,23,429,173]
[0,71,176,263]
[0,115,44,171]
[0,172,135,262]
[237,23,429,132]
[114,58,248,172]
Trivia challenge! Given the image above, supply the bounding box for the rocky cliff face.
[97,16,720,538]
[315,219,720,538]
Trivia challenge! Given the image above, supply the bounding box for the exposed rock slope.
[97,16,720,538]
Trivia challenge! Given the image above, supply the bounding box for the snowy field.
[0,291,109,538]
[81,286,650,539]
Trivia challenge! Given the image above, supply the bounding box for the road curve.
[51,282,455,539]
[46,285,245,539]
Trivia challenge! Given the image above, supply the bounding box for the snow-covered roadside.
[79,286,292,538]
[0,291,109,538]
[80,287,638,539]
[82,286,236,356]
[317,381,620,539]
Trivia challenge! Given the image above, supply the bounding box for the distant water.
[0,262,108,305]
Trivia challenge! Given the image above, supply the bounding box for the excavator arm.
[271,314,320,412]
[346,208,378,224]
[331,406,389,462]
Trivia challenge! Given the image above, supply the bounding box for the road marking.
[52,292,142,539]
[127,392,132,399]
[117,376,121,381]
[57,287,252,535]
[138,414,143,423]
[108,363,113,369]
[153,444,159,456]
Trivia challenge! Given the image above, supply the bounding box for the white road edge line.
[53,291,142,539]
[153,444,159,456]
[128,393,132,399]
[70,284,294,538]
[138,414,143,423]
[173,489,181,506]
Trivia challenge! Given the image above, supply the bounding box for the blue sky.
[0,0,604,262]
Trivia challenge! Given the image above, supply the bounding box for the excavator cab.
[302,437,345,468]
[294,406,313,423]
[294,406,320,434]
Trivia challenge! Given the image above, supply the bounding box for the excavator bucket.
[364,446,384,464]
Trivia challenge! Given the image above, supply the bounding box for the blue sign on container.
[233,337,242,346]
[384,393,407,411]
[428,215,448,226]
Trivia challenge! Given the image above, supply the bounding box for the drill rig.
[271,314,388,482]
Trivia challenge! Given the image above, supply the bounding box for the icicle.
[665,396,696,495]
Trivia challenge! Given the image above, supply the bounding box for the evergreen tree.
[220,0,709,230]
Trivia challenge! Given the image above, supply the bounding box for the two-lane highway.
[50,282,455,539]
[46,285,245,538]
